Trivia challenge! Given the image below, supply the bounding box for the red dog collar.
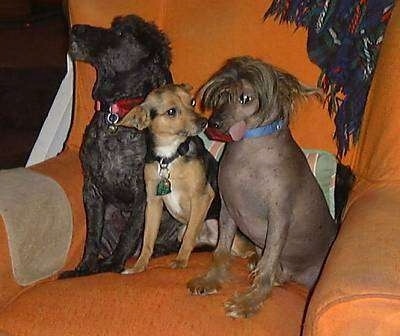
[95,97,144,119]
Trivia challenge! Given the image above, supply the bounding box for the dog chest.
[81,122,147,201]
[146,159,207,224]
[163,190,188,223]
[219,142,336,254]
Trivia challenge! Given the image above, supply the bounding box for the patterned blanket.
[265,0,394,156]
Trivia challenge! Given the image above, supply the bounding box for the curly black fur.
[59,15,181,278]
[69,15,172,103]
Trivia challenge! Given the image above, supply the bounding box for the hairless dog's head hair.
[200,56,322,128]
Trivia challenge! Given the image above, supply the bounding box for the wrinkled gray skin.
[188,57,337,318]
[220,119,336,287]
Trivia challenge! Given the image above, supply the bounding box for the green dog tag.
[156,178,171,196]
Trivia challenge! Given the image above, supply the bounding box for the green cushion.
[302,149,337,218]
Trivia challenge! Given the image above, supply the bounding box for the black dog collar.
[149,137,192,166]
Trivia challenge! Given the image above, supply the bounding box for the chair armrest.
[304,181,400,335]
[0,217,23,308]
[0,150,86,307]
[30,148,86,272]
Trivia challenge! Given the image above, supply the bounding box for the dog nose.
[71,25,86,36]
[209,118,222,129]
[199,118,208,130]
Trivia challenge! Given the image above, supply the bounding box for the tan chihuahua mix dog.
[118,84,220,273]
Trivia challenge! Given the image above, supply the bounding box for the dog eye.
[191,99,196,107]
[239,94,253,104]
[116,31,123,37]
[166,108,177,117]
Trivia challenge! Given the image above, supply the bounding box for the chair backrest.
[67,0,400,180]
[351,3,400,182]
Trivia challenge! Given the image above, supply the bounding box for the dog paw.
[121,263,147,275]
[170,259,188,269]
[58,269,81,279]
[187,276,221,296]
[224,288,266,319]
[59,259,100,279]
[99,260,124,273]
[247,254,259,272]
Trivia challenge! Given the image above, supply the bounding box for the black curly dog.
[60,15,183,278]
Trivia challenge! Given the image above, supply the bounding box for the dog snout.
[209,117,222,129]
[198,117,208,130]
[71,25,87,37]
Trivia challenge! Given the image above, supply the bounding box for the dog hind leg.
[99,204,127,259]
[187,199,236,295]
[152,209,182,257]
[231,232,259,271]
[99,202,145,273]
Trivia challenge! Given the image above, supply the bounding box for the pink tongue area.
[229,121,247,141]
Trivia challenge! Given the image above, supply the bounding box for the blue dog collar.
[243,119,285,139]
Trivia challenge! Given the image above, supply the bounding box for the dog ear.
[196,83,211,111]
[117,106,150,130]
[178,83,193,92]
[277,70,324,102]
[276,70,324,119]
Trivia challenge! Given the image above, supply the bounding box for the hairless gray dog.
[188,56,337,318]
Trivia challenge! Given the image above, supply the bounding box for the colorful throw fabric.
[265,0,394,156]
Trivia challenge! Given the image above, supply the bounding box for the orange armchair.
[0,1,399,335]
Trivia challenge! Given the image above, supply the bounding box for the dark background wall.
[0,0,68,168]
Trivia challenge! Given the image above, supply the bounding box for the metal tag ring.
[106,112,119,125]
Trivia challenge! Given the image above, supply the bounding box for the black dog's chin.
[68,51,87,62]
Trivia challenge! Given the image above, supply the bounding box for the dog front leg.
[59,180,105,279]
[187,198,236,295]
[122,196,163,274]
[100,202,145,273]
[224,207,289,318]
[78,181,106,273]
[171,188,214,269]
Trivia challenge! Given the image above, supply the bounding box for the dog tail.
[334,163,356,224]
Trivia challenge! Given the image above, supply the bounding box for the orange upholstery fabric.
[0,0,399,335]
[303,182,400,335]
[66,0,352,163]
[351,3,400,182]
[0,216,22,307]
[0,254,307,336]
[30,149,86,272]
[164,0,344,158]
[303,5,400,333]
[0,150,84,307]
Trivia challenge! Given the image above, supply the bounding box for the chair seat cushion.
[0,253,308,336]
